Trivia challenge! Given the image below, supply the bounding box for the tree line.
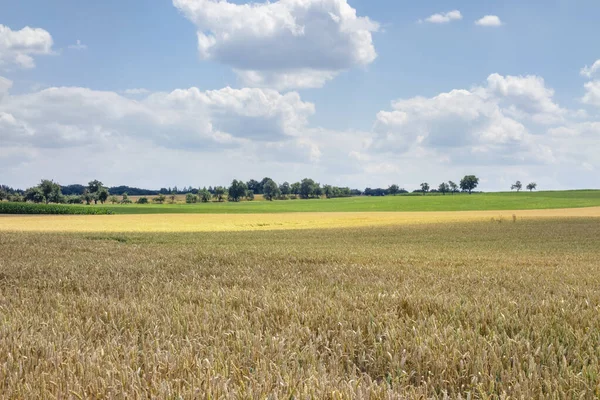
[0,175,539,205]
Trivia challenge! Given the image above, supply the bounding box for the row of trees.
[511,181,538,192]
[3,175,540,205]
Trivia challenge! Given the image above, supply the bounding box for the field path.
[1,207,600,232]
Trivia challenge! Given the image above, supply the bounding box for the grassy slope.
[2,220,600,397]
[97,190,600,214]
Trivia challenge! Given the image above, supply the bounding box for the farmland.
[98,190,600,214]
[1,212,600,398]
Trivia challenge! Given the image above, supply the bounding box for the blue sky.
[1,0,599,190]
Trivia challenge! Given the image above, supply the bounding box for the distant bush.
[120,199,133,204]
[0,202,113,215]
[136,197,149,204]
[186,193,198,204]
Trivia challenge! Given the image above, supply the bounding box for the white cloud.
[172,0,379,89]
[582,81,600,107]
[371,73,578,166]
[0,75,12,100]
[485,73,566,124]
[123,88,151,95]
[581,60,600,78]
[421,10,462,24]
[68,39,87,50]
[0,85,315,150]
[0,24,54,69]
[475,15,503,27]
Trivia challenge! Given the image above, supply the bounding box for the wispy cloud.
[68,39,87,50]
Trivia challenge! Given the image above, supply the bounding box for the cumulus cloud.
[172,0,379,89]
[582,81,600,107]
[421,10,462,24]
[371,73,575,165]
[485,73,566,124]
[0,85,315,150]
[581,60,600,78]
[122,88,151,95]
[475,15,503,27]
[0,24,54,69]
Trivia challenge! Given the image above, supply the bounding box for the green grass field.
[96,190,600,214]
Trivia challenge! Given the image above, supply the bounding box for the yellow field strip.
[1,207,599,233]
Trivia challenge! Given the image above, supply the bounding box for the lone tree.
[388,184,400,196]
[448,181,458,195]
[87,179,104,204]
[438,182,449,195]
[511,181,523,192]
[526,182,537,192]
[460,175,479,194]
[262,179,280,201]
[420,182,430,195]
[228,179,248,202]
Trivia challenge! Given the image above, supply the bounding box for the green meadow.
[96,190,600,214]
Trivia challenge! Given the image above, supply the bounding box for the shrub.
[136,197,149,204]
[185,193,198,204]
[0,202,113,215]
[120,199,132,204]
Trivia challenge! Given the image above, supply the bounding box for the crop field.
[1,207,600,233]
[96,190,600,214]
[1,213,600,398]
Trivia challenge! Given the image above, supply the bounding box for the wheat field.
[1,217,600,398]
[1,207,600,232]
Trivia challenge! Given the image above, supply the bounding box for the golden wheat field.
[1,207,600,232]
[1,214,600,398]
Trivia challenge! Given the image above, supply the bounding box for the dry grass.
[1,218,600,398]
[1,207,600,233]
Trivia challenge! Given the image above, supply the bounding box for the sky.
[1,0,599,191]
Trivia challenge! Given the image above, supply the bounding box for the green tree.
[262,179,280,201]
[199,189,212,203]
[388,184,400,196]
[460,175,479,194]
[83,190,94,205]
[39,179,62,204]
[291,182,301,196]
[97,188,109,204]
[323,185,333,199]
[300,178,316,199]
[245,190,255,201]
[438,182,449,195]
[526,182,537,192]
[214,187,226,202]
[153,194,166,204]
[185,193,198,203]
[280,182,291,197]
[420,182,430,195]
[136,197,149,204]
[448,181,458,195]
[228,179,248,202]
[0,189,7,201]
[511,181,523,192]
[109,195,119,204]
[25,186,45,203]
